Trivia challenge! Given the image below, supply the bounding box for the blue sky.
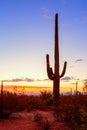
[0,0,87,91]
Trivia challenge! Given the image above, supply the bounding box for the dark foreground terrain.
[0,110,72,130]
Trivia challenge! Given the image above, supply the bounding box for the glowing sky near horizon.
[0,0,87,92]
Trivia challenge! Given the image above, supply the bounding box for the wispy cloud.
[43,78,50,81]
[3,78,35,82]
[24,78,35,82]
[41,7,51,19]
[61,76,74,82]
[3,78,51,83]
[75,59,83,63]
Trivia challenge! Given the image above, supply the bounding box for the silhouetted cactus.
[46,13,67,107]
[1,80,3,97]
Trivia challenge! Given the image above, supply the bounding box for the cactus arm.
[60,61,67,78]
[46,54,54,80]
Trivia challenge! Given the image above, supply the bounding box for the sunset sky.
[0,0,87,93]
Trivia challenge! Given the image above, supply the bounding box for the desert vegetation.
[0,91,87,129]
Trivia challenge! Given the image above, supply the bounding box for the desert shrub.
[65,106,87,129]
[27,96,42,111]
[0,110,11,119]
[0,91,53,113]
[60,98,87,130]
[15,95,28,111]
[34,112,51,130]
[53,94,87,129]
[40,91,53,108]
[0,92,29,112]
[34,112,43,123]
[27,92,53,111]
[41,118,51,130]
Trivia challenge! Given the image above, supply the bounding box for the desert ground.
[0,110,72,130]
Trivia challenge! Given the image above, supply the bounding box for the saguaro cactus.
[46,13,67,107]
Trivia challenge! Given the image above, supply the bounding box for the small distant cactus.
[1,80,3,97]
[46,13,67,107]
